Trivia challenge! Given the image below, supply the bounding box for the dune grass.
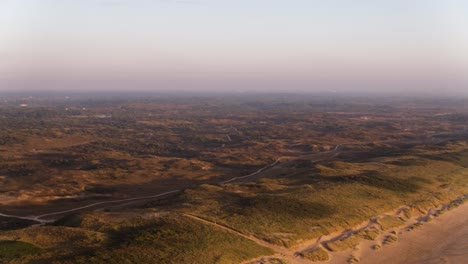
[164,146,468,248]
[378,215,405,230]
[383,234,398,245]
[300,247,330,262]
[1,142,467,263]
[0,240,42,261]
[326,235,361,252]
[0,214,273,264]
[61,214,272,264]
[357,229,380,240]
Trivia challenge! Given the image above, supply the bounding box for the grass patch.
[357,229,380,240]
[388,159,428,166]
[326,235,360,252]
[300,247,330,262]
[383,234,398,245]
[82,214,273,264]
[162,154,468,248]
[378,215,405,230]
[0,240,42,261]
[0,226,105,249]
[265,258,289,264]
[400,208,412,220]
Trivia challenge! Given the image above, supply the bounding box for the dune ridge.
[323,195,468,264]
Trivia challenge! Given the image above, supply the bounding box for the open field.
[0,94,467,263]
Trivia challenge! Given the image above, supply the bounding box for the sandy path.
[0,144,343,222]
[0,133,454,222]
[220,158,283,184]
[182,213,312,264]
[358,202,468,264]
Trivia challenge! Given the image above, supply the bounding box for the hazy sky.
[0,0,467,94]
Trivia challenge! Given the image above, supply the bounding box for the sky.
[0,0,467,94]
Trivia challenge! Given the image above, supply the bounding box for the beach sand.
[355,202,468,264]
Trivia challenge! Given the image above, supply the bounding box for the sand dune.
[358,202,468,264]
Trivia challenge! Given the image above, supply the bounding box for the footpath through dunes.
[0,143,345,223]
[182,214,299,261]
[357,200,468,264]
[0,131,464,223]
[1,139,467,263]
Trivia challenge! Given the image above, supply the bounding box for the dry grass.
[326,235,361,252]
[378,216,405,231]
[300,247,330,262]
[0,97,467,263]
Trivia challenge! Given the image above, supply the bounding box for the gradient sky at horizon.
[0,0,467,94]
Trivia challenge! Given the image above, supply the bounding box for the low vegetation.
[0,241,42,262]
[0,214,272,264]
[382,234,398,245]
[300,247,330,262]
[357,229,380,240]
[326,235,361,252]
[377,216,405,231]
[0,95,467,263]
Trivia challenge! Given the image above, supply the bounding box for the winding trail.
[0,133,466,263]
[220,158,283,184]
[0,190,181,223]
[183,213,292,255]
[35,190,181,219]
[0,144,343,223]
[0,213,51,224]
[0,131,463,224]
